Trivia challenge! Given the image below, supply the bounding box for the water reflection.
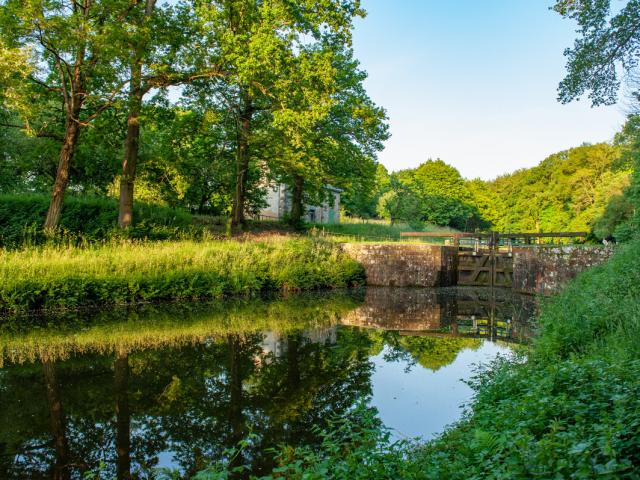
[0,288,536,479]
[343,287,536,342]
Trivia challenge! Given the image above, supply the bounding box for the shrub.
[0,194,194,247]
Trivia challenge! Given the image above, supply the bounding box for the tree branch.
[0,122,63,141]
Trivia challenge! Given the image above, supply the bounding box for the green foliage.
[375,160,488,230]
[592,193,635,240]
[343,164,391,219]
[0,194,194,247]
[554,0,640,106]
[550,0,640,242]
[606,114,640,241]
[477,143,631,237]
[385,334,482,371]
[0,237,364,312]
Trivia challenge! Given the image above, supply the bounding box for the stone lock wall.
[512,246,614,296]
[342,243,614,296]
[341,243,458,287]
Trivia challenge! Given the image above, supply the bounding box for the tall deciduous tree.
[555,0,640,239]
[196,0,364,228]
[116,1,227,228]
[0,0,131,230]
[268,45,388,227]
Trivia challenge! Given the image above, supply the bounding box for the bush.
[414,240,640,479]
[0,194,194,247]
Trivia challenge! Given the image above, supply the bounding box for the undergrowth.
[0,194,199,247]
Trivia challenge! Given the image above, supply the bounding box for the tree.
[271,46,389,226]
[555,0,640,239]
[384,160,487,230]
[482,144,629,234]
[116,1,226,228]
[376,174,422,226]
[196,0,365,228]
[0,0,131,230]
[554,0,640,106]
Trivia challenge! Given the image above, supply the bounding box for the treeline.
[480,138,636,240]
[356,120,639,240]
[0,0,388,231]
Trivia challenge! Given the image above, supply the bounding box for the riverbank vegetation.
[0,238,364,313]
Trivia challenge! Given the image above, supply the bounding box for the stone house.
[260,184,341,224]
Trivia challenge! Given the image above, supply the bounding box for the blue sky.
[351,0,627,180]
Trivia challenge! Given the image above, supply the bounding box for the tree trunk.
[43,361,71,480]
[44,0,90,232]
[231,94,252,228]
[43,116,81,231]
[118,78,142,229]
[290,175,304,227]
[118,0,155,229]
[114,353,131,480]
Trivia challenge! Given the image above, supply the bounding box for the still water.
[0,287,536,479]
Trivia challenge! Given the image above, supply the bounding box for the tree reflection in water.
[0,287,536,479]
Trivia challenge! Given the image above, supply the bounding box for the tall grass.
[0,237,364,313]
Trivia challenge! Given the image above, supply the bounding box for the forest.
[370,137,636,240]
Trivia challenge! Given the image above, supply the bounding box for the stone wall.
[341,244,458,287]
[513,246,614,295]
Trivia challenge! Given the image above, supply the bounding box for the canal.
[0,287,537,479]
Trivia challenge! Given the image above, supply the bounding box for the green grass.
[308,218,456,243]
[202,241,640,479]
[0,237,364,313]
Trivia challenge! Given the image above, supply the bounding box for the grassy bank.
[0,237,364,313]
[200,241,640,479]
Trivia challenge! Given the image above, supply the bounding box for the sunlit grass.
[309,219,457,244]
[0,237,364,313]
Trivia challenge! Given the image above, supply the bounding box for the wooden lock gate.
[399,231,588,288]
